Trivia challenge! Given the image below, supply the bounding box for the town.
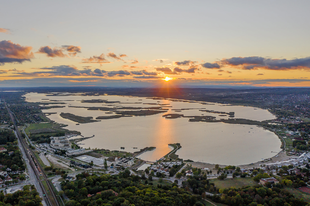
[0,88,310,205]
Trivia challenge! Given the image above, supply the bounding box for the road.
[5,101,60,206]
[15,131,47,206]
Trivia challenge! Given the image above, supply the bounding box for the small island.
[60,112,98,123]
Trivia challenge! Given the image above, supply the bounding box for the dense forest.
[210,186,308,206]
[0,185,42,206]
[0,130,15,145]
[0,131,25,172]
[61,170,205,206]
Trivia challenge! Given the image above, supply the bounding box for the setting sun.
[163,77,172,82]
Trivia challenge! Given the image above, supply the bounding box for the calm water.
[25,92,281,165]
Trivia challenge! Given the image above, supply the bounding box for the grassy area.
[210,177,258,189]
[33,151,46,169]
[25,122,56,133]
[285,188,310,202]
[164,143,181,160]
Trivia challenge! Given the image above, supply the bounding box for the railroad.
[5,101,61,206]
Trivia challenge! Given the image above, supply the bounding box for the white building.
[50,136,70,149]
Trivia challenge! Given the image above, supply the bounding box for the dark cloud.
[133,76,160,79]
[222,56,310,70]
[120,54,127,58]
[0,40,34,65]
[201,62,220,69]
[39,65,80,76]
[131,70,157,76]
[62,45,81,56]
[93,68,106,76]
[223,56,265,66]
[143,70,157,76]
[82,54,110,64]
[15,65,158,79]
[131,71,143,75]
[156,67,176,74]
[174,60,195,66]
[107,70,131,77]
[37,46,66,57]
[174,66,198,73]
[257,73,264,75]
[0,28,10,34]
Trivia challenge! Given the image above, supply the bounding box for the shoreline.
[191,150,299,170]
[27,92,286,168]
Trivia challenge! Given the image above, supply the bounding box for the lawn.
[285,188,310,202]
[25,122,66,138]
[26,122,55,132]
[210,177,258,189]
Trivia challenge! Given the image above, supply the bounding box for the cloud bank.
[202,56,310,70]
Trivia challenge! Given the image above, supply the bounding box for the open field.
[285,188,310,202]
[25,122,66,134]
[210,177,258,189]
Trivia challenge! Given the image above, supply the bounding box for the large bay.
[25,92,281,165]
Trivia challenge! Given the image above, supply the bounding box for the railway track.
[5,102,61,206]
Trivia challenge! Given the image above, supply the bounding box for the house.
[0,147,7,153]
[260,177,279,185]
[5,176,12,182]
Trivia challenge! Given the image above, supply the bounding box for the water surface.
[25,92,281,165]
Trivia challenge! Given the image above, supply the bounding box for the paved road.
[15,131,47,206]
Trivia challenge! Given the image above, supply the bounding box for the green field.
[210,177,258,189]
[285,188,310,202]
[25,122,66,133]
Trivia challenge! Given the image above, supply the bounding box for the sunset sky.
[1,0,310,87]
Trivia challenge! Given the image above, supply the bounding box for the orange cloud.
[0,28,10,34]
[0,40,34,65]
[107,52,124,61]
[82,54,110,64]
[131,59,139,64]
[62,45,81,56]
[37,46,66,57]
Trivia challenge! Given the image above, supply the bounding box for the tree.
[176,172,182,179]
[104,159,108,170]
